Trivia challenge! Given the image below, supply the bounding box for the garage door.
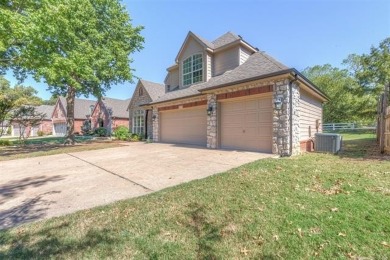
[160,107,207,146]
[220,95,272,152]
[54,123,66,136]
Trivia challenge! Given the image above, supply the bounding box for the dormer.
[164,31,257,93]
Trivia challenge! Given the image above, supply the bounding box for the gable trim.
[175,31,211,62]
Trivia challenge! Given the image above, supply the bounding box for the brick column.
[272,79,300,155]
[207,94,217,148]
[152,108,159,142]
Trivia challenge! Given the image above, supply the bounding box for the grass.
[0,136,124,161]
[0,133,389,259]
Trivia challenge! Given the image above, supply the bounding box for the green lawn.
[0,133,389,259]
[1,135,94,145]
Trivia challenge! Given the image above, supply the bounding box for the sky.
[4,0,390,100]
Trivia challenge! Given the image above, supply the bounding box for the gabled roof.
[139,79,165,101]
[150,52,291,104]
[175,31,214,62]
[58,96,96,120]
[212,31,240,49]
[100,97,130,118]
[35,105,54,120]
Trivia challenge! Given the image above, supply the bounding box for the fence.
[322,123,376,131]
[377,84,390,154]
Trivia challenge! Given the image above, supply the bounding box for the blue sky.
[4,0,390,100]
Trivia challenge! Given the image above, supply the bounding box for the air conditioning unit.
[315,133,342,154]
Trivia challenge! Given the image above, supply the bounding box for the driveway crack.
[66,153,153,192]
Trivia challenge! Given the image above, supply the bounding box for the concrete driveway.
[0,143,273,229]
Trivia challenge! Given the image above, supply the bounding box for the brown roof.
[150,52,289,104]
[139,79,165,101]
[59,96,96,119]
[100,97,130,118]
[35,105,54,120]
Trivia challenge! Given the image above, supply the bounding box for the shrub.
[37,130,44,136]
[0,139,12,146]
[130,133,143,141]
[113,126,130,140]
[94,127,107,137]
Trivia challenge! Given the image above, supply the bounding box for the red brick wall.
[300,140,314,152]
[90,101,110,129]
[74,120,85,134]
[39,120,53,134]
[112,118,129,130]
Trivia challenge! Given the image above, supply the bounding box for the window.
[183,54,203,86]
[132,110,145,134]
[139,87,143,96]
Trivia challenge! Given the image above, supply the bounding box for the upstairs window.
[183,54,203,86]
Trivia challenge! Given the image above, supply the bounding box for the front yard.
[0,133,389,259]
[0,136,124,161]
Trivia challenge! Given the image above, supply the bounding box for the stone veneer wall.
[207,94,217,148]
[152,108,159,142]
[272,79,300,155]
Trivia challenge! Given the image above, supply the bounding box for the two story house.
[129,31,328,155]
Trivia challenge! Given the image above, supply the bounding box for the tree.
[303,64,376,124]
[344,37,390,95]
[0,75,42,136]
[1,0,144,144]
[10,105,45,142]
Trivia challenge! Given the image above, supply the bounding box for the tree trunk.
[64,86,76,145]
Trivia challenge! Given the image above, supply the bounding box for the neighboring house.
[52,97,96,136]
[11,105,54,137]
[0,121,10,136]
[91,97,130,134]
[128,79,165,138]
[130,31,328,155]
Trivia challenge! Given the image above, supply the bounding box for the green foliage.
[94,127,107,137]
[0,139,12,146]
[130,133,143,141]
[344,37,390,95]
[303,65,376,124]
[113,125,130,140]
[1,0,144,143]
[10,106,45,142]
[37,130,44,136]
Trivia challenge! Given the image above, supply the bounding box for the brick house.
[11,105,54,137]
[90,97,130,134]
[51,97,96,136]
[129,31,328,155]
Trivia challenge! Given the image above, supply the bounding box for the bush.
[0,139,12,146]
[113,126,130,140]
[130,133,143,141]
[94,127,108,137]
[37,130,44,136]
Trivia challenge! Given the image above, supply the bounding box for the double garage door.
[159,95,272,153]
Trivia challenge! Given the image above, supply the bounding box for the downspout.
[288,73,298,156]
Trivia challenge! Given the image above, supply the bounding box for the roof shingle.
[140,79,165,101]
[59,96,96,119]
[100,97,130,118]
[35,105,55,120]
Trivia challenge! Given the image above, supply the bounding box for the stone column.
[152,107,159,142]
[272,79,300,155]
[207,94,217,148]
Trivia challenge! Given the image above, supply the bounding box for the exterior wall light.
[207,106,213,116]
[274,97,283,110]
[152,114,157,121]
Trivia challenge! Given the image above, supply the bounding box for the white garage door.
[220,95,273,152]
[54,123,66,136]
[160,106,207,146]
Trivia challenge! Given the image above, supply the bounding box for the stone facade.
[152,108,159,142]
[206,94,217,148]
[272,79,300,155]
[128,84,153,139]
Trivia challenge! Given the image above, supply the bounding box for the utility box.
[315,133,342,154]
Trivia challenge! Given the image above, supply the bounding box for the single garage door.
[221,95,273,152]
[54,123,66,136]
[160,106,207,146]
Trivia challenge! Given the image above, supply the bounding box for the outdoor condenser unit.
[315,133,342,154]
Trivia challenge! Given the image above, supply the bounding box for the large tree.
[303,65,376,124]
[1,0,144,144]
[0,75,43,136]
[343,37,390,95]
